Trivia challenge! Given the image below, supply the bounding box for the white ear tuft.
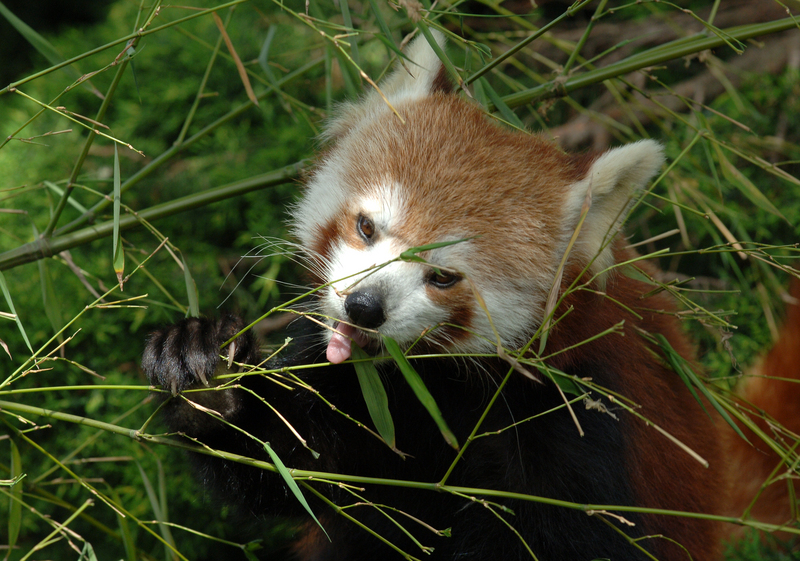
[379,30,448,103]
[566,139,664,281]
[587,140,664,200]
[321,30,448,140]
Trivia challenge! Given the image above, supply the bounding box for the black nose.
[344,289,385,329]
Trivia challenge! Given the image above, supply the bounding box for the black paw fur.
[142,314,259,395]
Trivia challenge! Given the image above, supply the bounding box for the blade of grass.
[416,21,463,90]
[338,0,360,68]
[110,490,136,561]
[182,256,199,318]
[478,77,525,129]
[711,142,787,221]
[0,271,32,353]
[367,0,405,60]
[112,145,125,291]
[8,437,23,553]
[135,462,177,560]
[44,181,87,214]
[651,333,748,443]
[36,244,64,338]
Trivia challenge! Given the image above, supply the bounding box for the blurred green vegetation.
[0,0,798,559]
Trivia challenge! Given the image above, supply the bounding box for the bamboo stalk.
[500,17,800,110]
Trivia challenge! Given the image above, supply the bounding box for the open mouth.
[326,322,373,364]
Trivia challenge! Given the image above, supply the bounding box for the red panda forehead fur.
[317,93,590,282]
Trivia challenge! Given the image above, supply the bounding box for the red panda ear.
[565,140,665,283]
[322,30,450,140]
[379,30,451,99]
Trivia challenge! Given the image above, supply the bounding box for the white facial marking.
[313,182,448,346]
[360,182,405,233]
[323,238,448,345]
[292,157,349,249]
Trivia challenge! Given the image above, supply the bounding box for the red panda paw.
[142,314,259,396]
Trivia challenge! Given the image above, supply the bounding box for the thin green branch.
[52,57,322,238]
[2,397,797,535]
[0,1,247,96]
[43,44,138,238]
[0,162,305,271]
[465,0,597,85]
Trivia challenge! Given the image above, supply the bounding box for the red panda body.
[142,31,799,560]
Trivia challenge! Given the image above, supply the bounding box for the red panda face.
[291,32,664,363]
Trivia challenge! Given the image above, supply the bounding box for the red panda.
[143,31,800,560]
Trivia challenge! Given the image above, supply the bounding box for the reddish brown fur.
[545,246,800,558]
[335,93,583,284]
[309,217,343,280]
[547,247,725,559]
[724,282,800,530]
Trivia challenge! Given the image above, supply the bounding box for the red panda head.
[291,31,664,363]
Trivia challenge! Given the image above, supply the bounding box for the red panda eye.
[357,215,375,240]
[428,270,460,288]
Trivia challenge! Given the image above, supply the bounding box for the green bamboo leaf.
[112,144,124,290]
[256,26,293,115]
[243,541,264,561]
[32,222,64,337]
[182,256,199,318]
[263,442,329,540]
[8,438,23,550]
[0,0,80,81]
[373,32,408,62]
[478,77,525,129]
[384,336,459,450]
[351,345,395,449]
[399,238,473,261]
[30,223,65,338]
[332,47,359,97]
[0,271,32,353]
[653,334,749,443]
[37,247,64,336]
[44,181,88,214]
[535,364,583,397]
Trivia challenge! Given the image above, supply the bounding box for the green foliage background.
[0,0,799,559]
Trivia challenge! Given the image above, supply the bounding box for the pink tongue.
[326,323,369,364]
